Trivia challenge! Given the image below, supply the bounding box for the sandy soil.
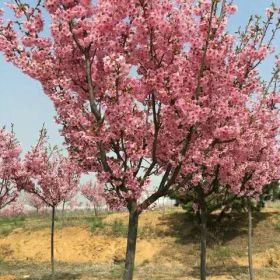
[0,225,169,265]
[0,210,175,265]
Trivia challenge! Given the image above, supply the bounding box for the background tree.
[0,201,24,218]
[24,129,80,279]
[81,180,106,216]
[60,184,77,224]
[25,193,45,213]
[0,126,26,211]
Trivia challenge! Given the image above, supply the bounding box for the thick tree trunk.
[200,206,207,280]
[248,201,254,280]
[123,200,139,280]
[51,206,56,279]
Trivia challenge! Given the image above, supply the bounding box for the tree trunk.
[123,200,139,280]
[93,204,98,216]
[248,201,254,280]
[61,200,65,226]
[200,205,207,280]
[51,206,56,279]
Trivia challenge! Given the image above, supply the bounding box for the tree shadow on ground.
[0,260,123,280]
[0,261,82,280]
[187,263,249,278]
[28,272,81,280]
[157,210,277,247]
[152,209,280,279]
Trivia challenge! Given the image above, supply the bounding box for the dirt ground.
[0,207,280,279]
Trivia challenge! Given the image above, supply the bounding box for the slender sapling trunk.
[248,200,254,280]
[93,204,98,216]
[61,200,65,225]
[51,206,56,279]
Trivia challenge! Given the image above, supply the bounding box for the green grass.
[89,216,106,232]
[211,246,232,261]
[274,220,280,231]
[0,210,101,236]
[111,219,127,237]
[0,216,26,235]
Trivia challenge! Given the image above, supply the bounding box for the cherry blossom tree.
[25,193,45,213]
[24,129,80,279]
[81,180,105,216]
[1,1,280,279]
[0,126,26,211]
[168,4,280,279]
[0,2,198,278]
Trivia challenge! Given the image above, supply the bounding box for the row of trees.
[1,0,280,279]
[1,125,279,280]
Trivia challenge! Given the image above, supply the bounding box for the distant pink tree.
[24,129,80,279]
[68,197,83,210]
[1,1,280,280]
[81,180,105,216]
[0,202,24,218]
[25,193,45,213]
[61,184,78,224]
[0,126,26,211]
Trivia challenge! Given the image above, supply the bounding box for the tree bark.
[200,205,207,280]
[93,204,98,216]
[248,201,254,280]
[123,200,139,280]
[61,200,65,226]
[51,206,56,279]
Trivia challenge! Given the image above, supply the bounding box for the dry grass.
[0,206,280,279]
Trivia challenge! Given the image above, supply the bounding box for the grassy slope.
[0,206,280,280]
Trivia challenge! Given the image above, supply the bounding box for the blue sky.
[0,0,278,153]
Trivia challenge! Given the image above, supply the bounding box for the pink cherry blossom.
[266,7,274,17]
[226,5,238,15]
